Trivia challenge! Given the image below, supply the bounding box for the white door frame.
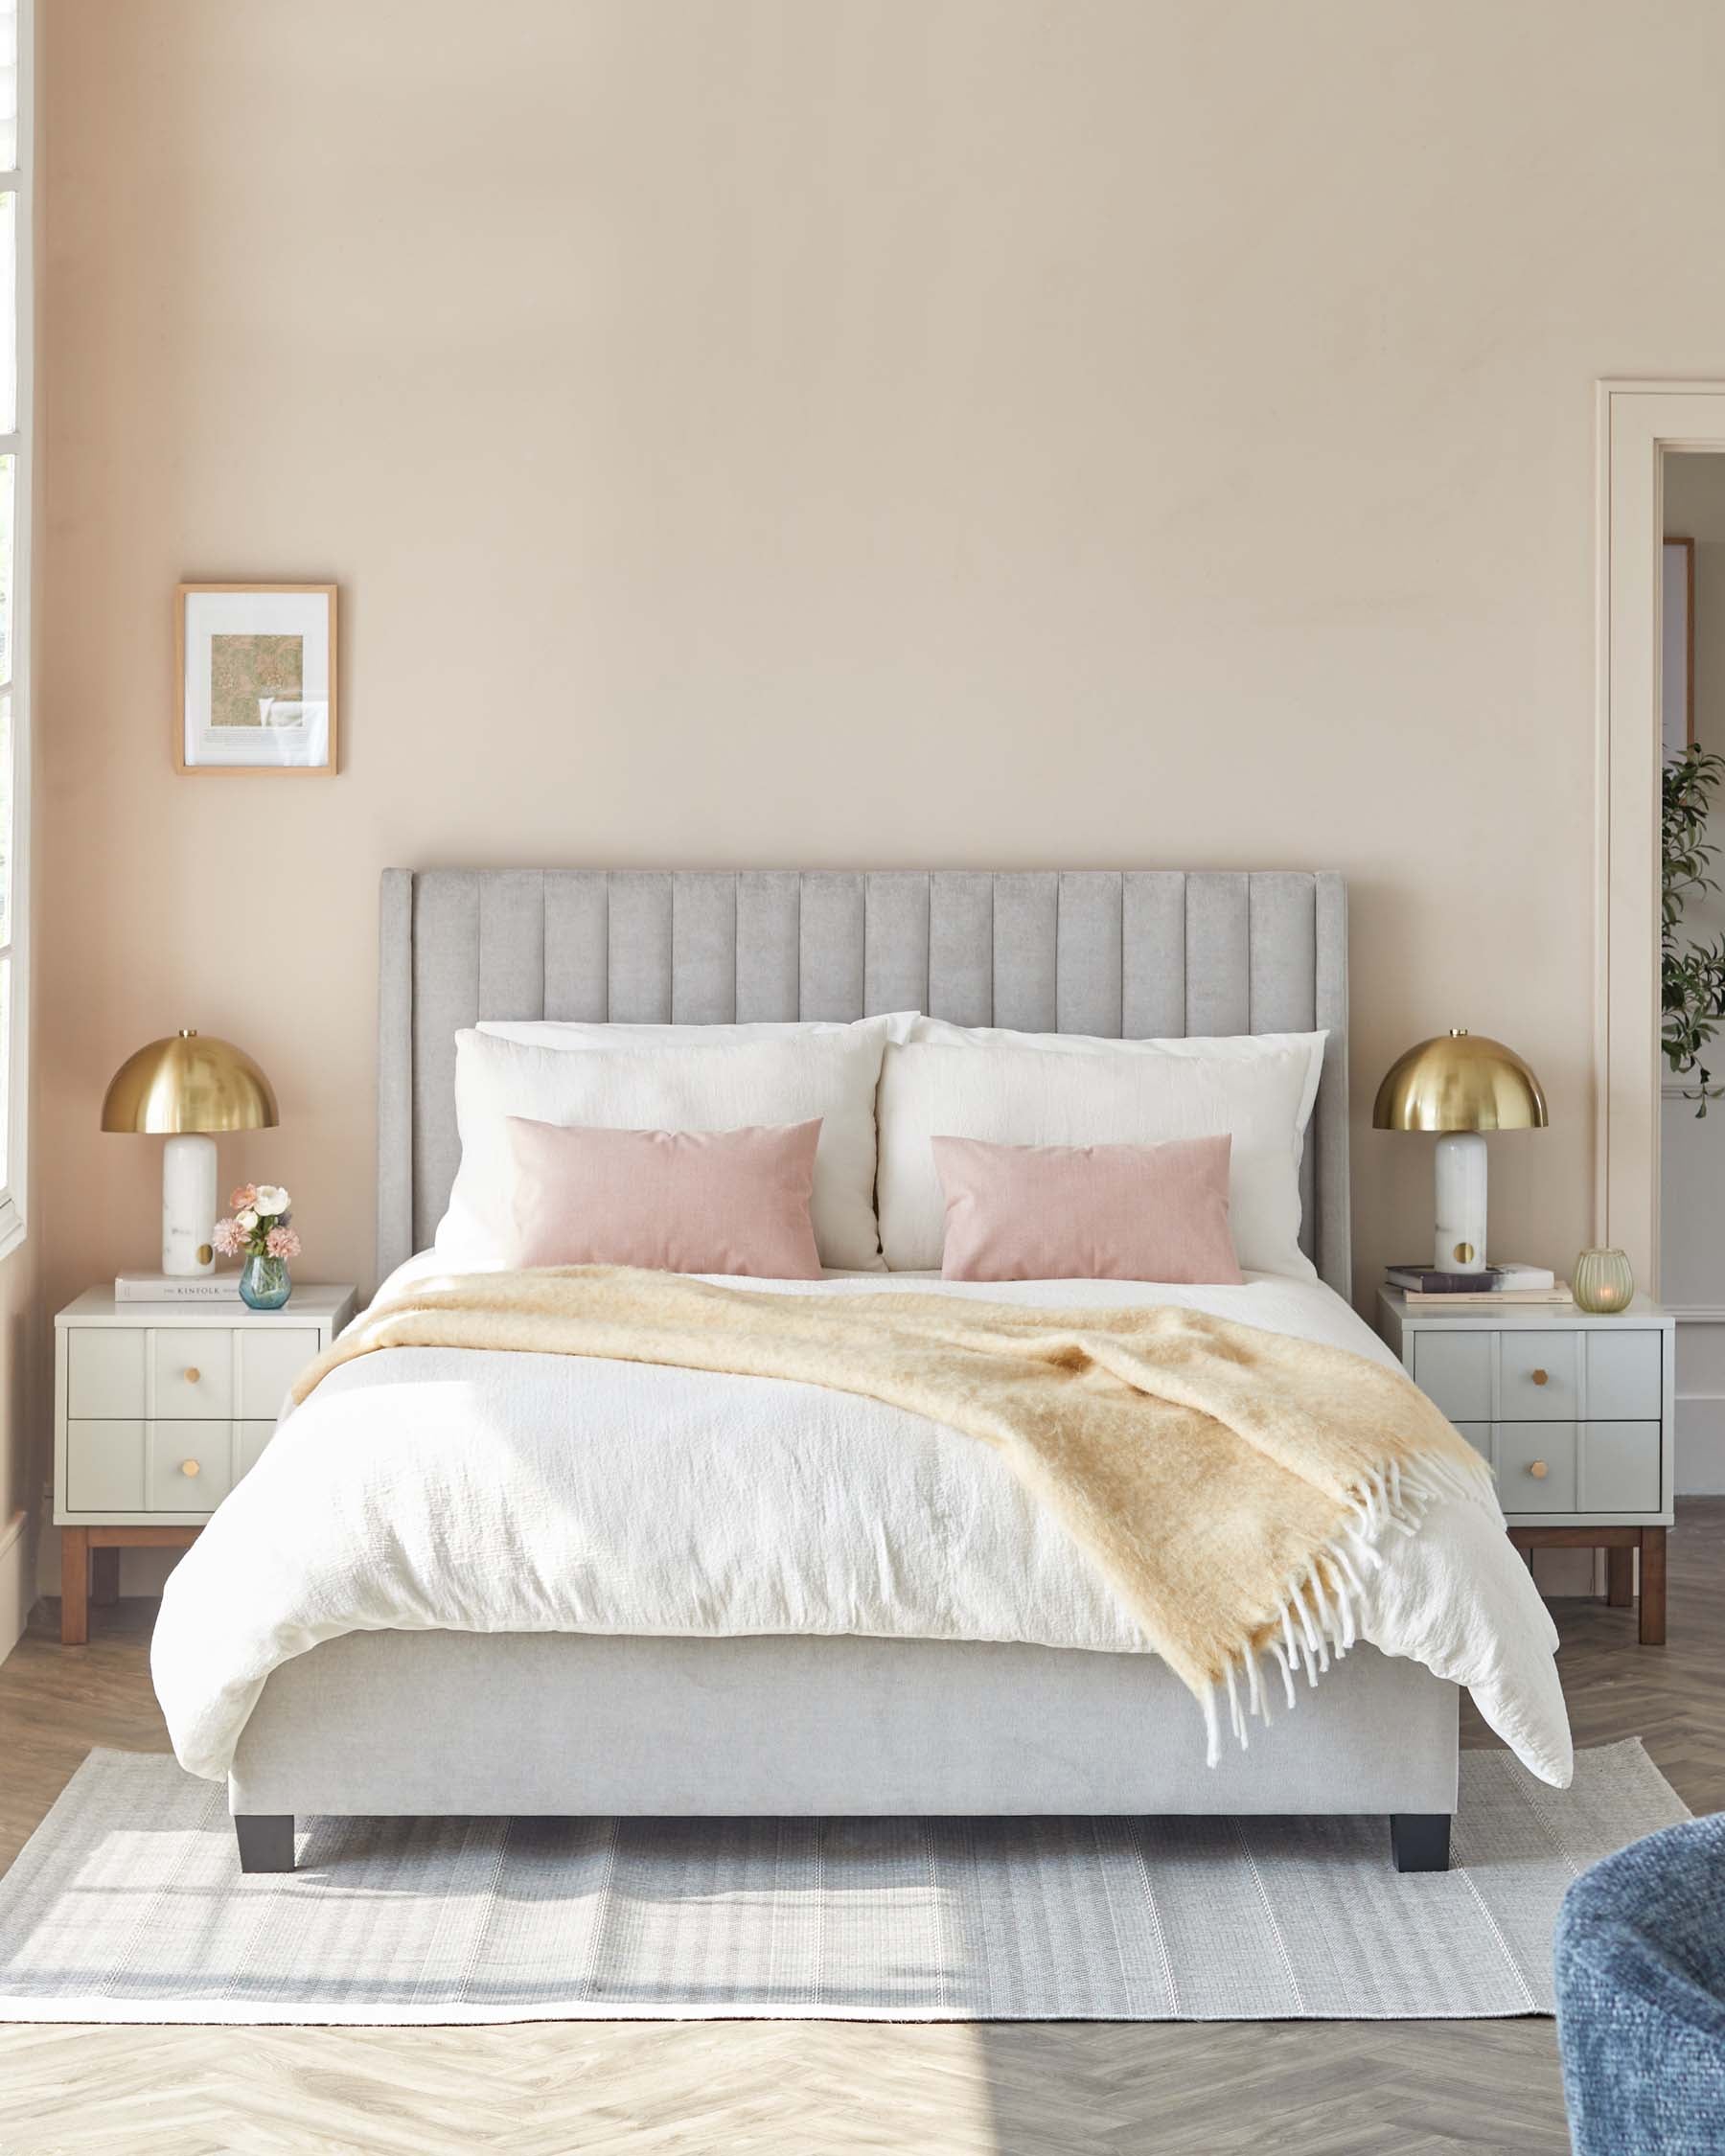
[1597,380,1725,1294]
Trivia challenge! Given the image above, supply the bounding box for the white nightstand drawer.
[1496,1423,1576,1512]
[67,1332,147,1418]
[1582,1422,1663,1513]
[153,1332,234,1418]
[1411,1332,1491,1422]
[147,1421,232,1512]
[1585,1332,1663,1421]
[1454,1421,1492,1461]
[63,1417,278,1516]
[238,1329,319,1417]
[1499,1334,1578,1420]
[72,1323,321,1422]
[66,1421,145,1511]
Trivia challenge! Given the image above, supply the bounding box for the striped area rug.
[0,1742,1686,2024]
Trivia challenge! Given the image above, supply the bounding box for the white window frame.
[0,0,33,1264]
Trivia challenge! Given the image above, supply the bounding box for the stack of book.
[114,1271,244,1304]
[1384,1263,1572,1308]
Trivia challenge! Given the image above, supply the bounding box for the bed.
[148,868,1571,1875]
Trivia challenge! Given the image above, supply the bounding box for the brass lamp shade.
[100,1030,278,1135]
[1371,1030,1548,1135]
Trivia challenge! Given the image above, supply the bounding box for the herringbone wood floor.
[4,1506,1722,2156]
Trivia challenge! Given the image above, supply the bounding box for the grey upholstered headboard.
[378,869,1350,1296]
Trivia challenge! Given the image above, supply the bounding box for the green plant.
[1663,742,1725,1114]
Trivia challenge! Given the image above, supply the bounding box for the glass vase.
[1574,1248,1635,1316]
[239,1251,292,1312]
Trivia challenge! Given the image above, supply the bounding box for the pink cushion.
[931,1132,1245,1284]
[505,1115,824,1277]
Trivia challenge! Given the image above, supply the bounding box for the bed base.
[234,1808,1453,1876]
[228,1628,1459,1876]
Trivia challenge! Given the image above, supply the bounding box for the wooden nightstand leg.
[1640,1527,1668,1645]
[59,1526,88,1645]
[91,1546,120,1606]
[1607,1547,1635,1607]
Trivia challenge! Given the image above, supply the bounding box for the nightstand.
[1377,1288,1675,1643]
[54,1283,356,1643]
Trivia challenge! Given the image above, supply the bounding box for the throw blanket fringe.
[294,1268,1500,1765]
[1202,1444,1484,1764]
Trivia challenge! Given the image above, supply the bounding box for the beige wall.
[35,0,1725,1368]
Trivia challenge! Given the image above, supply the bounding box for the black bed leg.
[1391,1813,1451,1873]
[234,1813,295,1873]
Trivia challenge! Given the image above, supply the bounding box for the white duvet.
[151,1261,1574,1787]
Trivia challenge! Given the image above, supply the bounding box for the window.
[0,0,31,1258]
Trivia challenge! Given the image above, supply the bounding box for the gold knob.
[184,1367,200,1385]
[180,1458,200,1478]
[1531,1368,1549,1387]
[1529,1459,1549,1479]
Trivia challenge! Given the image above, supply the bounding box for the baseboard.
[0,1507,28,1664]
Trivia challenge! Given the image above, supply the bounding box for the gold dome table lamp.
[1372,1030,1548,1274]
[101,1030,279,1275]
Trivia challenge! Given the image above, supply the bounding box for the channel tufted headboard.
[377,868,1350,1296]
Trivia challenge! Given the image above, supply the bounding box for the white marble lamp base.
[1433,1131,1488,1273]
[161,1133,218,1276]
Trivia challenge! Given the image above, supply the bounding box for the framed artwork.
[1663,538,1694,764]
[174,583,337,775]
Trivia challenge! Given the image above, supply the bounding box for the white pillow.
[908,1020,1324,1133]
[912,1016,1322,1072]
[439,1022,899,1272]
[876,1030,1326,1278]
[479,1014,918,1050]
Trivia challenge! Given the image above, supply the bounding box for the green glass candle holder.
[1574,1249,1635,1316]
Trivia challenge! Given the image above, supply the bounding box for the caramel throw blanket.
[292,1266,1496,1762]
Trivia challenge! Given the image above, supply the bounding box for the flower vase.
[240,1251,292,1312]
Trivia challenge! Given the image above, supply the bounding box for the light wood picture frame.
[174,583,338,776]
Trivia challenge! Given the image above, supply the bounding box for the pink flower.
[212,1218,245,1258]
[265,1226,301,1260]
[229,1183,258,1213]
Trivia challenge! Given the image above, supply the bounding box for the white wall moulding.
[0,1506,26,1664]
[1598,382,1725,1297]
[1674,1400,1725,1495]
[1659,1094,1725,1310]
[1669,1304,1725,1493]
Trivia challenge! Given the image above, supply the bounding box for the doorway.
[1657,451,1725,1492]
[1598,383,1725,1502]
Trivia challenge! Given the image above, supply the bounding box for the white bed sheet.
[151,1258,1573,1787]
